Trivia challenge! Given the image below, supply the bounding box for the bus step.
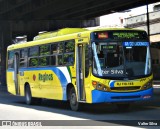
[78,100,86,103]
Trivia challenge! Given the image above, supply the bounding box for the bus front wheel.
[69,87,81,111]
[25,85,42,105]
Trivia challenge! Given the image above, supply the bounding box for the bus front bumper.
[91,88,153,103]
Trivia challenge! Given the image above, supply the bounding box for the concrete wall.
[125,10,160,35]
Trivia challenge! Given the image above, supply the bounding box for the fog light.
[103,87,107,91]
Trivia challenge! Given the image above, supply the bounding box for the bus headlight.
[143,81,152,90]
[92,81,109,91]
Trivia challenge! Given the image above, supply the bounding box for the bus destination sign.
[113,32,139,39]
[93,30,148,40]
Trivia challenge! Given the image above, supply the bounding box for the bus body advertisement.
[6,28,153,111]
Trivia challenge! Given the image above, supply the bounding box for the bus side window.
[64,54,74,65]
[58,55,63,65]
[51,43,58,66]
[63,40,75,66]
[58,42,64,54]
[40,45,50,56]
[20,49,28,67]
[29,58,38,67]
[28,46,39,67]
[51,44,57,54]
[64,40,75,53]
[39,45,50,66]
[8,51,14,68]
[29,46,39,57]
[51,56,56,65]
[85,45,89,77]
[57,42,64,65]
[39,57,50,66]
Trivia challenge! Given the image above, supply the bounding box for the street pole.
[146,0,150,41]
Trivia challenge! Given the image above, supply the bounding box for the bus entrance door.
[14,53,20,95]
[76,44,86,101]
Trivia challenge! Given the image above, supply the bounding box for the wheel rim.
[26,89,30,103]
[70,93,77,106]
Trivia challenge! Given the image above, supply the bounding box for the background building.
[125,3,160,84]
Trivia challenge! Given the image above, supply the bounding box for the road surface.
[0,88,160,129]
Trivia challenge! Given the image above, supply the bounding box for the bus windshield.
[92,41,151,79]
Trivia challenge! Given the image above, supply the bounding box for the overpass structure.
[0,0,159,87]
[0,0,159,20]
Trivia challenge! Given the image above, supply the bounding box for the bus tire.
[69,87,81,111]
[25,85,34,105]
[25,86,42,105]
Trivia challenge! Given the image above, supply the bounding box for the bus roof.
[33,28,88,41]
[7,27,146,51]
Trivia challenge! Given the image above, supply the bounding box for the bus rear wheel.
[69,87,81,111]
[25,85,42,105]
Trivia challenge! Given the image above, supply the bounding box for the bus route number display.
[123,42,149,47]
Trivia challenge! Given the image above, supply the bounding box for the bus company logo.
[39,73,53,82]
[33,74,36,81]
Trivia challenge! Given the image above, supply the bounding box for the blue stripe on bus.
[92,88,153,103]
[51,68,67,100]
[8,67,67,100]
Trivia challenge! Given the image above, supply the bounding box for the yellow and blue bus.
[7,27,153,111]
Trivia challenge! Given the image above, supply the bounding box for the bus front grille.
[110,86,141,91]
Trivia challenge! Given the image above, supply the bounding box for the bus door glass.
[14,52,20,95]
[76,44,86,101]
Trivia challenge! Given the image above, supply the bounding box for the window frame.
[19,48,28,68]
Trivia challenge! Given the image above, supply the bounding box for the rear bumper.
[92,88,153,103]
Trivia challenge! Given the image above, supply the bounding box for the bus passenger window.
[51,56,56,65]
[63,40,75,66]
[58,43,64,53]
[20,49,28,67]
[58,55,63,65]
[64,54,74,65]
[85,45,89,77]
[29,47,39,57]
[51,44,57,54]
[64,40,75,53]
[8,51,14,68]
[29,58,38,67]
[39,57,50,66]
[40,45,50,56]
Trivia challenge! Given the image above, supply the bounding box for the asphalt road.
[0,88,160,129]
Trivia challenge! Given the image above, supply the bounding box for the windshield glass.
[92,41,151,79]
